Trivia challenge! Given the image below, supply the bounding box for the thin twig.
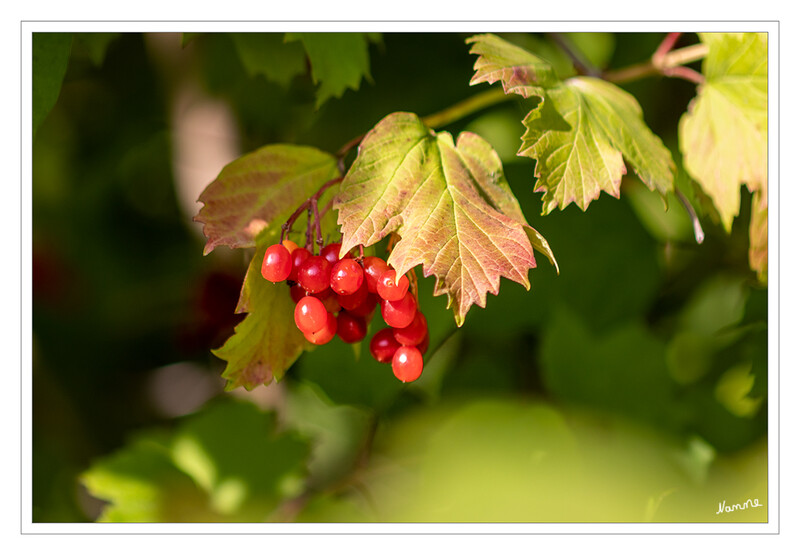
[548,32,601,77]
[602,42,708,84]
[652,32,682,65]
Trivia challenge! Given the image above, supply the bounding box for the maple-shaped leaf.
[466,33,560,96]
[678,33,767,232]
[213,244,309,390]
[520,78,675,214]
[467,33,675,214]
[334,112,555,326]
[195,144,340,255]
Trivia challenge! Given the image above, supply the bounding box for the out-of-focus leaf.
[313,398,767,522]
[749,188,768,283]
[678,33,767,232]
[714,363,764,418]
[195,144,339,255]
[81,432,212,522]
[212,244,308,390]
[285,32,372,107]
[82,399,310,522]
[230,33,307,87]
[335,111,553,326]
[539,305,676,427]
[170,400,308,518]
[74,33,119,66]
[32,33,72,139]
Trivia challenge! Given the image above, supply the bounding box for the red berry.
[393,311,428,346]
[337,279,369,311]
[392,346,423,383]
[363,256,390,293]
[347,292,378,318]
[261,244,292,282]
[377,269,409,301]
[330,258,364,295]
[298,255,332,294]
[288,247,311,282]
[304,312,337,345]
[321,242,347,266]
[282,239,300,253]
[294,296,327,334]
[337,312,367,343]
[290,283,307,304]
[313,287,341,314]
[370,328,401,363]
[381,291,417,328]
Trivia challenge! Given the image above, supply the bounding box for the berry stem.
[280,176,344,244]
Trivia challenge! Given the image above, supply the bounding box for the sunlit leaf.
[520,78,674,214]
[195,144,340,255]
[467,33,560,95]
[678,33,767,232]
[212,244,309,390]
[335,112,554,326]
[467,33,674,214]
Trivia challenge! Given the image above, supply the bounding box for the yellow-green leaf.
[678,33,767,232]
[335,112,553,326]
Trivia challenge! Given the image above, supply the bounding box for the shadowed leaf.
[286,33,372,107]
[195,144,339,255]
[32,33,72,139]
[230,33,307,87]
[466,33,560,95]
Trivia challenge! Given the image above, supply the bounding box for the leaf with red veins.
[195,144,340,255]
[334,112,554,326]
[466,33,560,96]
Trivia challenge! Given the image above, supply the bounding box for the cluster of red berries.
[260,240,428,383]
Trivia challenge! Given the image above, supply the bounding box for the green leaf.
[678,33,767,232]
[195,144,340,255]
[213,244,309,390]
[230,33,307,88]
[74,33,119,66]
[81,432,212,522]
[32,33,72,139]
[520,78,675,214]
[170,400,308,518]
[335,112,553,326]
[749,189,767,283]
[467,33,560,96]
[81,399,310,522]
[467,33,674,214]
[285,32,372,107]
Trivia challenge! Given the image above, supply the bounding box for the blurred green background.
[31,31,767,523]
